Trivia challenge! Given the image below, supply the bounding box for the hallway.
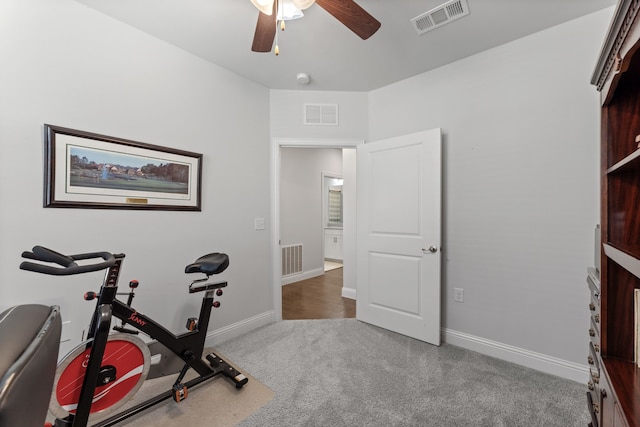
[282,268,355,320]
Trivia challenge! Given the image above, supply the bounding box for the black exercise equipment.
[14,245,247,427]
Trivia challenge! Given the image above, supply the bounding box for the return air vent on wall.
[304,104,338,126]
[282,244,303,277]
[411,0,470,35]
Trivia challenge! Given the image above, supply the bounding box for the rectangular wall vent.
[411,0,470,35]
[304,104,338,126]
[282,244,303,277]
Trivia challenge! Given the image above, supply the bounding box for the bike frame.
[57,254,243,427]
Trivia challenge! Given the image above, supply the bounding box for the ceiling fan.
[250,0,381,53]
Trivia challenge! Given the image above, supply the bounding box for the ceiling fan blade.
[251,3,277,52]
[315,0,381,40]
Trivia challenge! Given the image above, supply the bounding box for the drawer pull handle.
[589,303,596,311]
[589,328,596,337]
[587,355,594,365]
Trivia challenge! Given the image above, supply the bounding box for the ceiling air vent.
[411,0,470,35]
[304,104,338,126]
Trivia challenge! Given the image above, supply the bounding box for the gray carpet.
[216,319,590,427]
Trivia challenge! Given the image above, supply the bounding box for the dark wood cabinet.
[591,1,640,426]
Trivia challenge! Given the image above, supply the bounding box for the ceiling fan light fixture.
[251,0,380,54]
[250,0,275,15]
[292,0,315,10]
[277,0,304,21]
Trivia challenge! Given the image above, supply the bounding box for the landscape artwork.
[68,146,190,195]
[44,124,202,210]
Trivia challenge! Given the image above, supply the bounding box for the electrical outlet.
[454,288,464,303]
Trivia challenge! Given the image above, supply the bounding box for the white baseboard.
[442,328,589,383]
[281,267,324,285]
[342,287,356,300]
[206,310,276,346]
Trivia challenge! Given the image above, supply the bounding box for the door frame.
[270,138,364,320]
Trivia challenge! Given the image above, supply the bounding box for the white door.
[356,129,442,345]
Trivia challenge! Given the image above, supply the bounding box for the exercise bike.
[18,245,248,427]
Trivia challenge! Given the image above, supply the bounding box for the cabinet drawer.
[588,342,600,374]
[588,289,600,318]
[587,363,600,426]
[587,274,600,300]
[590,364,601,387]
[591,311,601,335]
[589,332,600,360]
[589,316,600,347]
[587,390,600,427]
[324,228,343,237]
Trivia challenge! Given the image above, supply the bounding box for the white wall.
[270,90,368,140]
[369,9,611,370]
[0,0,273,356]
[280,148,342,278]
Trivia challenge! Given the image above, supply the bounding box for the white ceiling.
[75,0,616,91]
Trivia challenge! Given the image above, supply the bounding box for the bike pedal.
[172,384,188,402]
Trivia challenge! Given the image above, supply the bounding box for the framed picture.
[43,124,202,211]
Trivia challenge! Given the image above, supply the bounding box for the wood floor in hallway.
[282,267,356,320]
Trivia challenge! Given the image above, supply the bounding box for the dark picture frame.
[43,124,203,211]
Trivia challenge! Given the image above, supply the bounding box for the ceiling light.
[251,0,310,18]
[277,0,304,21]
[292,0,315,10]
[252,0,313,56]
[250,0,274,15]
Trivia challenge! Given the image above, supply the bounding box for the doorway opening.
[270,138,363,321]
[279,148,347,320]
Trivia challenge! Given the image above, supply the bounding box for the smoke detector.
[411,0,470,35]
[296,73,310,85]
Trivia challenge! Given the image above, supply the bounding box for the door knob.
[422,246,438,254]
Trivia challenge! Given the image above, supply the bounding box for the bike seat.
[185,253,229,276]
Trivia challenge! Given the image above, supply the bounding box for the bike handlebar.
[20,246,116,276]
